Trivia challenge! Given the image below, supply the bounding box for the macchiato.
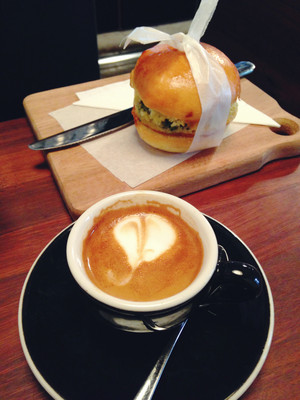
[68,191,259,333]
[82,202,204,302]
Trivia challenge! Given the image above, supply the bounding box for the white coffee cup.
[67,190,260,332]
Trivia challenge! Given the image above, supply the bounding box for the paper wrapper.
[50,79,279,187]
[124,0,232,152]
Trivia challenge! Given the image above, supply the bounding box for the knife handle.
[235,61,256,78]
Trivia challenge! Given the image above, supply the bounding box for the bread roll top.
[130,43,240,123]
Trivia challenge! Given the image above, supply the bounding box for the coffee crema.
[82,202,204,302]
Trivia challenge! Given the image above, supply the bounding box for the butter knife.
[28,61,255,151]
[28,107,133,151]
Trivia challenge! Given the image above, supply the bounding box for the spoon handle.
[134,319,188,400]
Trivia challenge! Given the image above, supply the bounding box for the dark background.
[1,0,299,122]
[94,0,199,32]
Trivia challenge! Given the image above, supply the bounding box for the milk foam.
[113,213,176,271]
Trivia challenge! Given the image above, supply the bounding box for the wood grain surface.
[23,75,300,219]
[0,117,299,400]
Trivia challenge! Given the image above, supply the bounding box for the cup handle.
[202,245,263,303]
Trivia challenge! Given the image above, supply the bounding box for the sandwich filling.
[133,94,195,136]
[133,93,238,136]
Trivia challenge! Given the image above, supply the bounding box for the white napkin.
[73,79,280,127]
[73,80,134,111]
[49,79,278,187]
[234,99,280,127]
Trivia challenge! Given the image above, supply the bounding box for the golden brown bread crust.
[130,42,240,152]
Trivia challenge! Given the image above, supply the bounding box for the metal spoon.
[132,245,263,400]
[134,319,188,400]
[133,246,229,400]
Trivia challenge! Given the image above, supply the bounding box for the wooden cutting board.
[23,74,300,219]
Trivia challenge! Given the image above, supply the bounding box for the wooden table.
[0,117,299,399]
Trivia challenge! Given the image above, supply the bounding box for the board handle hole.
[270,118,299,136]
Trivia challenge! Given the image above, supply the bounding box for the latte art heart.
[113,214,176,270]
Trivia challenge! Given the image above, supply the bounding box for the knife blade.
[28,107,133,150]
[28,61,255,151]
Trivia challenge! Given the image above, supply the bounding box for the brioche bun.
[130,43,240,152]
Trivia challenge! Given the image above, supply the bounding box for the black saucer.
[18,216,274,400]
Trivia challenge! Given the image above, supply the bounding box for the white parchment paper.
[50,105,246,187]
[49,78,279,188]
